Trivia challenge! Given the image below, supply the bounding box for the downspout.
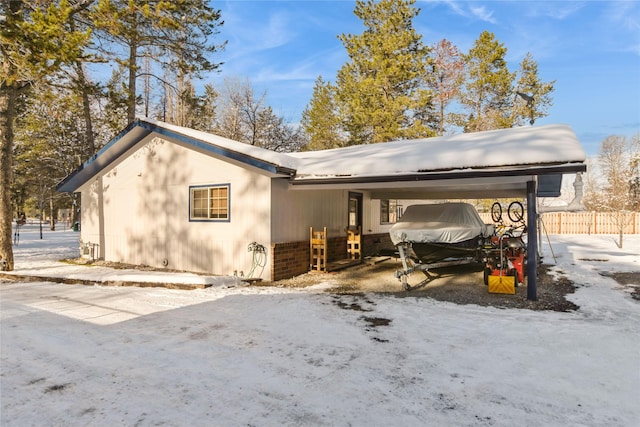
[526,180,538,300]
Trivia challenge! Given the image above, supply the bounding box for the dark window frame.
[380,199,402,224]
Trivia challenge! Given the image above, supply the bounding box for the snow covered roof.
[57,119,586,197]
[57,118,298,193]
[290,124,585,181]
[142,118,299,171]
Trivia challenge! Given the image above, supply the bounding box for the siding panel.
[81,136,274,279]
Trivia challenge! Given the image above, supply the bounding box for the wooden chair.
[347,226,361,260]
[310,227,327,272]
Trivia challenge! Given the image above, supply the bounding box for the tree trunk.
[0,84,17,270]
[127,39,138,124]
[619,229,623,249]
[49,195,56,231]
[71,193,80,226]
[618,212,624,248]
[75,62,96,155]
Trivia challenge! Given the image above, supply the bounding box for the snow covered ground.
[1,226,639,427]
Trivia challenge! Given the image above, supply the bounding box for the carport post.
[526,180,538,300]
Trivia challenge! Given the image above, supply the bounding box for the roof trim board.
[136,121,297,176]
[289,123,585,181]
[56,122,151,193]
[56,119,296,193]
[288,162,586,186]
[57,119,587,197]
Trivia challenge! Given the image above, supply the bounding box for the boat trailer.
[394,242,479,291]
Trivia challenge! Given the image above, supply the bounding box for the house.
[57,118,586,298]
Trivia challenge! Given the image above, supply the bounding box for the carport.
[288,124,587,300]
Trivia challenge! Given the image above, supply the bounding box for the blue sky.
[207,1,640,155]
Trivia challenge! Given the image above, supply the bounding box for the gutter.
[289,162,587,186]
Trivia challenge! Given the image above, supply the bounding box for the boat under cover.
[389,203,491,263]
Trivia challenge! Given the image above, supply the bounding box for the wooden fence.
[480,212,640,235]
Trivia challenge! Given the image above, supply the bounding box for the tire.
[483,267,492,286]
[509,268,519,287]
[491,202,502,223]
[508,201,524,223]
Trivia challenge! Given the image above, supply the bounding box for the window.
[380,199,402,224]
[190,184,230,221]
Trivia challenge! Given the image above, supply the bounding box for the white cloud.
[439,0,466,17]
[606,1,640,31]
[435,1,497,24]
[469,5,497,24]
[504,0,583,20]
[261,11,295,49]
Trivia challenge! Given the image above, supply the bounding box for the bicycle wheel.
[508,201,524,223]
[491,202,502,223]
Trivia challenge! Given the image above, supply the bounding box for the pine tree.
[158,73,217,132]
[301,76,344,150]
[102,65,130,136]
[13,85,89,232]
[460,30,515,132]
[90,0,225,124]
[335,0,435,145]
[513,52,555,126]
[182,83,218,133]
[69,62,100,155]
[1,0,94,270]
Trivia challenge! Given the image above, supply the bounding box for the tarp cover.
[389,203,488,246]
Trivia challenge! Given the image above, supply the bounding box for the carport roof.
[288,124,586,198]
[291,124,585,179]
[57,118,586,198]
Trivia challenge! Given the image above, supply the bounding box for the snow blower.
[486,233,516,294]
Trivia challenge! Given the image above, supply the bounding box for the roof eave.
[137,121,296,177]
[57,120,296,193]
[289,162,587,186]
[56,121,149,193]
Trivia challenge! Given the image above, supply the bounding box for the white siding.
[271,180,350,242]
[269,188,420,242]
[364,196,385,235]
[79,136,274,279]
[77,177,105,254]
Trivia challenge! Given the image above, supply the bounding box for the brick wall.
[271,241,309,281]
[271,232,396,281]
